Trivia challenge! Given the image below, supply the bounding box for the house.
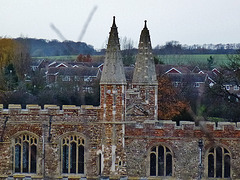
[46,65,100,93]
[156,64,208,96]
[30,59,47,71]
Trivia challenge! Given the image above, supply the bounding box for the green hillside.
[33,54,230,68]
[158,54,229,67]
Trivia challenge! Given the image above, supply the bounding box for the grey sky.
[1,0,240,49]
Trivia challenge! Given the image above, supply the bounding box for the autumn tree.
[0,38,17,69]
[0,38,31,87]
[158,76,189,120]
[12,41,32,80]
[76,54,92,62]
[0,39,18,89]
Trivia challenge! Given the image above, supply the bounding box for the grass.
[32,55,78,61]
[32,54,230,68]
[158,54,229,67]
[207,117,228,122]
[32,55,105,63]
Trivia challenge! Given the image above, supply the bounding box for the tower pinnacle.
[132,20,157,85]
[112,16,116,27]
[100,16,126,85]
[144,20,147,28]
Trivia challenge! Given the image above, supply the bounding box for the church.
[0,16,240,180]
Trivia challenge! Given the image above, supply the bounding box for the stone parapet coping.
[0,104,100,116]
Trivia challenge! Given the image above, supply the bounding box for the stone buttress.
[99,16,127,177]
[127,20,158,121]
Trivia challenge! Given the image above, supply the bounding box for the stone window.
[62,135,85,174]
[150,145,173,177]
[14,134,37,173]
[207,146,231,178]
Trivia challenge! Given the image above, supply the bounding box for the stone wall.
[1,104,240,179]
[0,104,102,179]
[125,120,240,179]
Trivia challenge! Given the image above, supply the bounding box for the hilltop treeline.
[15,38,96,57]
[14,38,240,57]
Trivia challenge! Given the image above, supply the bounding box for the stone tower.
[99,16,127,177]
[131,20,158,120]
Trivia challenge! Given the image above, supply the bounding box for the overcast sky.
[1,0,240,49]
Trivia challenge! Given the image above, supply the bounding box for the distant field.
[33,55,78,61]
[32,55,106,62]
[158,54,229,67]
[33,54,230,67]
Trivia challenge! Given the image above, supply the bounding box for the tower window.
[14,134,37,173]
[150,145,173,177]
[62,135,85,174]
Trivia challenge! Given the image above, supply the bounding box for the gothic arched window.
[208,146,231,178]
[62,135,85,174]
[14,134,37,173]
[150,145,173,177]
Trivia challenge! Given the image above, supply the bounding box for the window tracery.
[207,146,231,178]
[150,145,173,177]
[62,135,85,174]
[14,134,37,173]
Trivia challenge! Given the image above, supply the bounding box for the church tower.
[132,20,158,120]
[99,16,127,177]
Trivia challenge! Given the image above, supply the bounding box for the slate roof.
[167,73,207,83]
[155,64,191,75]
[47,66,99,77]
[47,61,103,69]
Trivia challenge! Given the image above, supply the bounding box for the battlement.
[132,120,240,131]
[124,120,240,139]
[0,104,100,116]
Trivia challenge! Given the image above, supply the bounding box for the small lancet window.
[150,145,173,177]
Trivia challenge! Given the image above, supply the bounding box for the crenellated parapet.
[2,104,240,134]
[125,120,240,139]
[129,120,240,130]
[0,104,100,117]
